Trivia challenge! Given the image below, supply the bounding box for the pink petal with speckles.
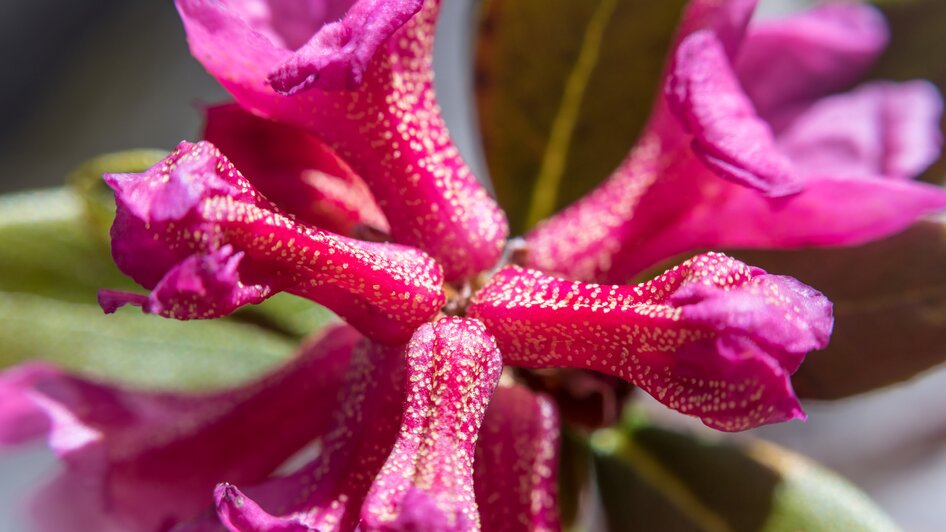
[0,326,360,532]
[207,337,406,532]
[204,103,388,236]
[360,317,503,531]
[176,0,508,281]
[474,384,560,532]
[100,141,444,344]
[736,2,889,129]
[469,254,833,432]
[524,138,946,284]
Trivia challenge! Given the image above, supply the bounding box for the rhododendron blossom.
[526,1,946,283]
[1,0,941,530]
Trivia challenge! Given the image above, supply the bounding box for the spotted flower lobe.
[176,0,509,281]
[474,384,560,532]
[360,317,504,531]
[100,141,444,344]
[469,253,833,432]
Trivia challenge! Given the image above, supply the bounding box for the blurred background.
[0,0,944,530]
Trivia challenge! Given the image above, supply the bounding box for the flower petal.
[468,254,833,432]
[176,0,509,280]
[0,364,57,446]
[360,317,503,531]
[209,337,406,531]
[736,2,889,129]
[666,30,799,196]
[102,141,444,344]
[525,6,946,285]
[268,0,424,93]
[0,325,361,532]
[474,384,560,532]
[777,81,944,181]
[676,174,946,250]
[203,103,388,236]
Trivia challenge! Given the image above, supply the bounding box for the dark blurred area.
[0,0,226,193]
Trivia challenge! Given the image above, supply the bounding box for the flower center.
[441,238,528,316]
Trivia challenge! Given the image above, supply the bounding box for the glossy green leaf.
[730,217,946,399]
[591,417,899,532]
[0,291,294,391]
[475,0,687,232]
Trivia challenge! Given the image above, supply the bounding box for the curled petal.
[474,384,560,532]
[176,0,509,280]
[209,338,406,531]
[100,245,270,319]
[468,254,833,432]
[0,325,361,532]
[736,2,889,127]
[102,141,444,344]
[268,0,424,93]
[777,81,944,181]
[204,103,388,236]
[361,317,504,531]
[667,30,799,196]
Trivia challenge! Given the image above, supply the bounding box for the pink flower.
[15,0,942,529]
[98,141,444,344]
[468,253,831,432]
[525,1,946,283]
[175,0,509,281]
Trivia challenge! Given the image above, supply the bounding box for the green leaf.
[0,188,136,303]
[729,217,946,399]
[0,291,295,391]
[475,0,687,232]
[870,0,946,182]
[591,418,899,532]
